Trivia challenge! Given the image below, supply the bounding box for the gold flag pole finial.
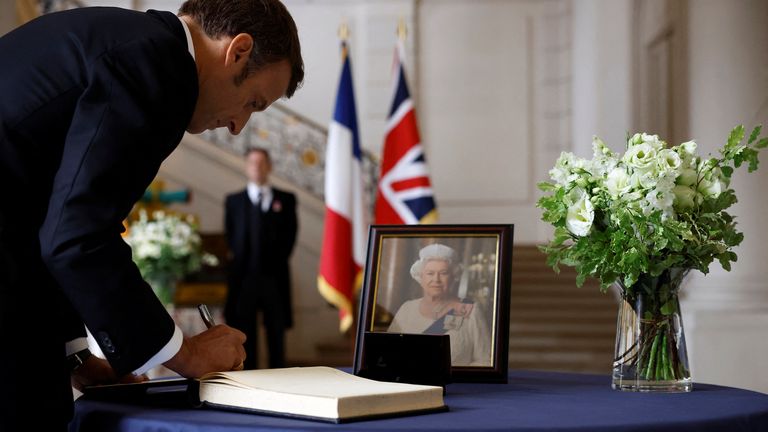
[338,21,350,42]
[397,17,407,41]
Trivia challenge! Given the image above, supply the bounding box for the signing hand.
[163,324,246,378]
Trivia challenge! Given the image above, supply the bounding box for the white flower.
[623,143,658,173]
[655,172,677,194]
[589,137,619,178]
[657,149,682,174]
[676,168,698,186]
[632,171,657,190]
[642,188,675,220]
[697,159,726,198]
[592,136,614,158]
[677,140,698,167]
[605,167,632,198]
[124,209,212,282]
[673,185,697,210]
[135,242,161,260]
[549,152,587,186]
[629,133,665,150]
[698,176,723,198]
[566,189,594,237]
[202,253,220,266]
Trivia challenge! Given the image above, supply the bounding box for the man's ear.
[224,33,254,67]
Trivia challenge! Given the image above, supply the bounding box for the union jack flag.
[375,41,437,224]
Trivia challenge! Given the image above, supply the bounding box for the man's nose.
[228,111,253,135]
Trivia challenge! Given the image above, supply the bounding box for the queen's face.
[419,259,452,299]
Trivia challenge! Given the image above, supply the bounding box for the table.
[69,370,768,431]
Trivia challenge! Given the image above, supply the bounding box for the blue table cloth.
[69,370,768,431]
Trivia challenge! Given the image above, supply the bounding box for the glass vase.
[147,274,177,309]
[612,268,692,392]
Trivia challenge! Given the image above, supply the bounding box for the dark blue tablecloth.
[69,370,768,432]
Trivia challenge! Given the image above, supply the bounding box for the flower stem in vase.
[613,272,691,392]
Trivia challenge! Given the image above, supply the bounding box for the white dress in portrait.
[387,299,492,367]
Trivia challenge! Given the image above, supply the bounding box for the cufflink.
[67,348,92,372]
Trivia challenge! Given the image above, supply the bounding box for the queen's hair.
[410,243,463,282]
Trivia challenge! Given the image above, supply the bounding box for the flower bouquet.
[537,125,766,392]
[124,210,218,306]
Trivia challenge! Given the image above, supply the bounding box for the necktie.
[254,193,262,211]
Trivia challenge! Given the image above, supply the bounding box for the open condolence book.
[82,366,447,423]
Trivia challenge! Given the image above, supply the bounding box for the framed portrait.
[353,224,513,383]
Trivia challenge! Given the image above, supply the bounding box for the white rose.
[604,167,632,198]
[632,171,658,190]
[698,176,723,198]
[565,192,594,237]
[678,140,697,165]
[628,133,643,146]
[697,160,726,198]
[673,185,696,210]
[676,168,698,186]
[629,132,664,149]
[623,143,657,173]
[641,133,665,150]
[657,149,682,174]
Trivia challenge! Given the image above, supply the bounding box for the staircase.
[509,246,618,374]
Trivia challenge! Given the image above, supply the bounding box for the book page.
[202,366,438,396]
[199,366,444,420]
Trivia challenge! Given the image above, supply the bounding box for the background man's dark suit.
[0,8,197,429]
[225,187,297,369]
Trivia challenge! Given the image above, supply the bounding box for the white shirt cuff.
[131,325,184,376]
[65,337,89,356]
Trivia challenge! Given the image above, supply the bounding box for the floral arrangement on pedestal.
[537,125,766,392]
[124,209,218,307]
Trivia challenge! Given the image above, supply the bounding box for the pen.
[198,304,216,329]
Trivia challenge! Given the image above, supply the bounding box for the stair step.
[509,336,614,350]
[509,351,608,364]
[510,322,615,335]
[508,361,612,374]
[510,313,616,324]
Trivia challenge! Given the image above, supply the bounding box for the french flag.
[374,40,438,225]
[318,42,368,332]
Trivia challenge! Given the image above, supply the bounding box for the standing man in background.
[225,147,298,369]
[0,0,303,429]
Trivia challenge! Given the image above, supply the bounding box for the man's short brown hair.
[179,0,304,97]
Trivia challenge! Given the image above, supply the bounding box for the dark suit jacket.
[0,7,197,427]
[224,188,297,329]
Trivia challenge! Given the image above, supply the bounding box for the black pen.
[198,304,216,329]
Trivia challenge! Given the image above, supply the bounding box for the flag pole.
[338,20,350,42]
[397,17,407,41]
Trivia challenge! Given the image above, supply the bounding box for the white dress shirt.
[247,182,273,212]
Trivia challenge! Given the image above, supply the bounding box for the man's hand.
[163,324,246,378]
[71,356,148,391]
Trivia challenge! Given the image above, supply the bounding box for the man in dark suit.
[225,147,298,369]
[0,0,303,430]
